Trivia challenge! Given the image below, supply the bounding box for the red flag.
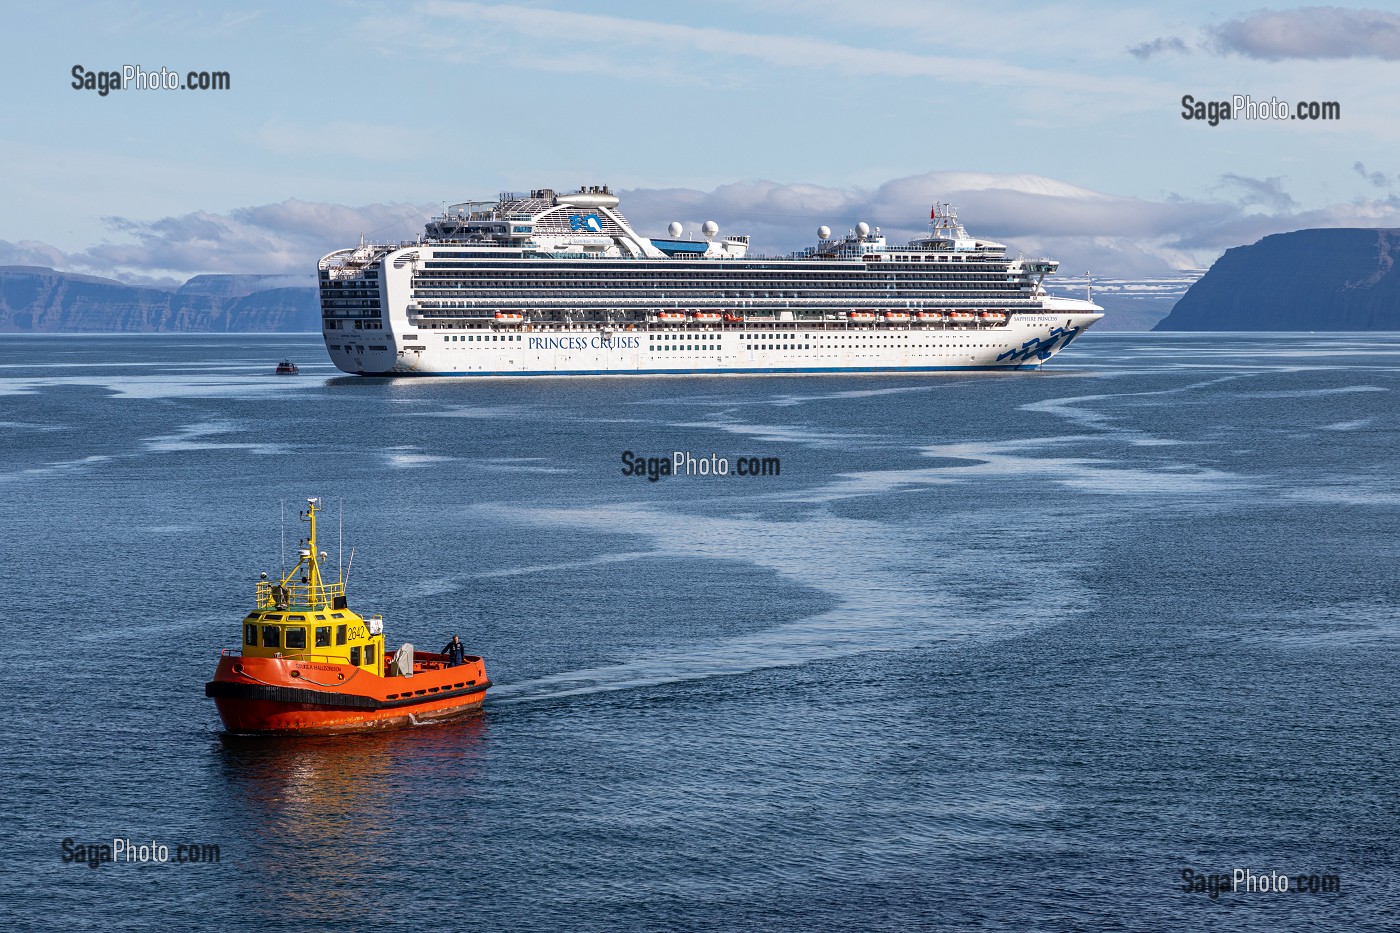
[930,205,937,220]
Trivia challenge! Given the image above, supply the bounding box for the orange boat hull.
[206,652,489,735]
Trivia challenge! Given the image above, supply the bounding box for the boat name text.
[528,336,642,351]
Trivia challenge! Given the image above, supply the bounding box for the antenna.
[279,499,286,575]
[1086,270,1092,302]
[339,497,344,583]
[344,547,355,587]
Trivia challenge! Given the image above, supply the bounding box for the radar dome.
[701,220,719,238]
[817,225,831,240]
[667,221,683,238]
[856,222,871,237]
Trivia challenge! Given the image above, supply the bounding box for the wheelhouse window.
[315,626,332,648]
[336,624,347,646]
[245,624,257,646]
[262,626,281,649]
[350,646,362,667]
[286,627,307,650]
[365,644,376,668]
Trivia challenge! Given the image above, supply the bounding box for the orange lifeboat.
[883,311,911,323]
[848,310,877,323]
[948,311,976,323]
[722,312,744,323]
[206,498,490,735]
[978,311,1008,323]
[656,311,686,323]
[693,312,722,323]
[494,312,524,324]
[915,311,945,322]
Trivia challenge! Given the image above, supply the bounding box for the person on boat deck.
[442,635,467,667]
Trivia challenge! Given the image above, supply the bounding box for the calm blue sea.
[1,332,1397,931]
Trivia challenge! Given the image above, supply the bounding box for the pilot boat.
[274,359,299,375]
[205,498,490,734]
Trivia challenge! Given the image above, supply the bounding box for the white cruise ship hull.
[326,304,1101,377]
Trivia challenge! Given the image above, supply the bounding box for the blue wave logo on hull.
[997,325,1081,363]
[569,214,603,233]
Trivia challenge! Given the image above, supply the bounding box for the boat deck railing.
[255,580,346,610]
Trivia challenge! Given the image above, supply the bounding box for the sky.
[1,0,1399,285]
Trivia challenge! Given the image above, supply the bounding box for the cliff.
[0,266,319,332]
[1155,228,1400,331]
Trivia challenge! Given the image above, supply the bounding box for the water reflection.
[212,715,489,907]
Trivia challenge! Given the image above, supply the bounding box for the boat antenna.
[1086,270,1092,302]
[280,498,286,576]
[344,546,355,588]
[339,497,344,584]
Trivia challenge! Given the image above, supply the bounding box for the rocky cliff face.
[0,267,319,332]
[1155,229,1400,331]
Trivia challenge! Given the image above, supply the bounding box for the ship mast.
[263,497,341,611]
[303,498,326,606]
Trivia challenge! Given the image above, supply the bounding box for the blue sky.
[1,1,1399,283]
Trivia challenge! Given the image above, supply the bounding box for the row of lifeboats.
[847,310,1007,324]
[654,311,747,324]
[650,310,1008,324]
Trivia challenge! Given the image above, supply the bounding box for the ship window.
[245,624,257,646]
[286,627,307,650]
[350,646,362,667]
[366,644,376,667]
[336,624,347,646]
[288,615,307,622]
[262,626,281,648]
[315,626,332,648]
[331,612,346,619]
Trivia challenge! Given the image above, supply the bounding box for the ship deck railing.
[399,316,1018,333]
[219,647,481,678]
[255,580,346,611]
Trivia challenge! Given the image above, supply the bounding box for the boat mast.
[304,497,325,606]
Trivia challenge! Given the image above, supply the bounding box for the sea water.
[1,332,1396,930]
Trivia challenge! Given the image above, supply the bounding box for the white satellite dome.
[667,221,683,238]
[817,225,831,240]
[701,220,719,238]
[856,222,871,237]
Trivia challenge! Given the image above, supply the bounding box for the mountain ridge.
[0,266,318,332]
[1155,228,1400,331]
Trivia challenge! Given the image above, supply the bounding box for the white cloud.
[14,170,1400,283]
[400,0,1168,101]
[60,199,433,279]
[1128,36,1189,60]
[1210,7,1400,61]
[618,170,1400,276]
[0,239,69,269]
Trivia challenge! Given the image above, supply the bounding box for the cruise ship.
[318,186,1103,376]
